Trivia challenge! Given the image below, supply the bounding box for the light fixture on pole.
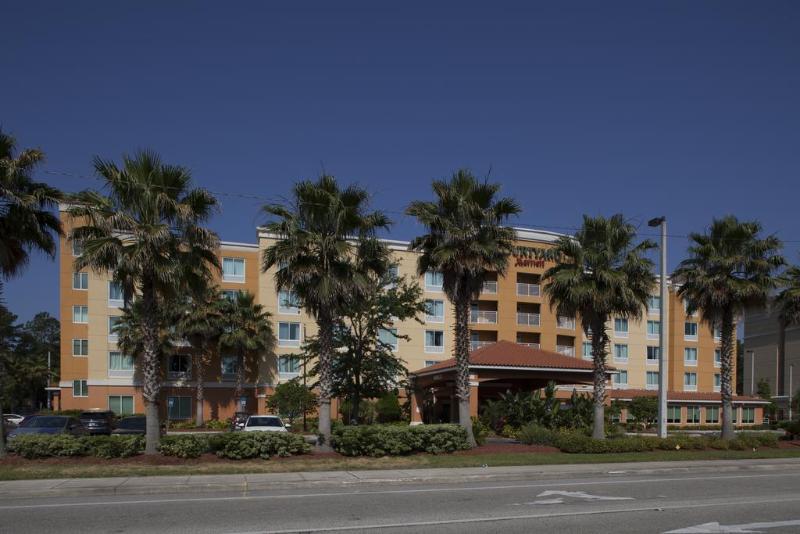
[648,216,669,439]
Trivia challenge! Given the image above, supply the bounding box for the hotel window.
[424,360,440,367]
[222,257,245,283]
[222,290,242,301]
[713,326,722,341]
[109,281,124,307]
[684,299,697,317]
[667,406,681,424]
[424,271,443,291]
[379,328,398,351]
[384,265,399,288]
[684,372,697,391]
[278,290,301,314]
[684,322,698,341]
[71,240,84,257]
[557,315,575,329]
[72,379,88,397]
[647,295,661,314]
[72,339,89,357]
[646,320,660,340]
[646,371,659,390]
[714,349,721,367]
[168,353,191,379]
[613,344,629,363]
[686,406,700,424]
[684,347,698,366]
[614,318,628,337]
[646,346,660,364]
[732,406,738,423]
[278,322,302,347]
[221,355,239,378]
[742,407,755,424]
[425,330,445,353]
[705,406,719,424]
[582,342,592,360]
[108,316,121,342]
[612,370,628,388]
[72,272,88,290]
[108,351,134,376]
[714,373,721,392]
[278,355,301,376]
[108,395,134,416]
[167,396,191,420]
[425,299,445,323]
[72,305,88,324]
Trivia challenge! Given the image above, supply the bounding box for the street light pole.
[649,217,669,439]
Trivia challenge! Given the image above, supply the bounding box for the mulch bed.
[455,442,559,455]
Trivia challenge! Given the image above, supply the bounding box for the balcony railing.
[517,342,540,349]
[470,310,498,324]
[557,316,576,329]
[470,340,493,351]
[556,345,575,357]
[481,281,498,294]
[516,312,540,326]
[516,282,540,297]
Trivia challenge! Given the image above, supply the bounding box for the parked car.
[3,413,25,426]
[7,416,86,439]
[79,410,116,435]
[111,416,166,436]
[243,415,288,433]
[231,412,250,431]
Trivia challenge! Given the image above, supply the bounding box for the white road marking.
[664,519,800,533]
[538,490,634,501]
[0,471,796,511]
[222,497,800,534]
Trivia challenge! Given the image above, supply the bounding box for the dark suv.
[79,410,116,435]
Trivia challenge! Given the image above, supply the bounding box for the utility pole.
[47,351,52,410]
[649,217,669,438]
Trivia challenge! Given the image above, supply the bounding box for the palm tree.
[0,129,62,458]
[262,175,389,447]
[542,215,656,439]
[407,170,520,446]
[673,216,783,440]
[69,150,219,454]
[174,284,225,427]
[773,265,800,409]
[218,291,274,412]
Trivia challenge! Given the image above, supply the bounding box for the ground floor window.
[72,379,88,397]
[167,396,191,420]
[667,405,681,424]
[742,407,755,424]
[686,405,700,424]
[705,406,719,424]
[108,395,134,415]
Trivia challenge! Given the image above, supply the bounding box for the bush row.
[331,424,470,456]
[158,432,311,459]
[10,434,144,459]
[516,423,780,453]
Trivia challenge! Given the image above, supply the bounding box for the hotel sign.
[513,246,561,268]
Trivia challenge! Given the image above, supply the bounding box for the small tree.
[375,392,402,423]
[627,397,658,430]
[267,379,317,427]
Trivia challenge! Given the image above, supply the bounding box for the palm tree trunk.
[235,353,244,411]
[0,370,7,458]
[317,315,334,450]
[455,296,477,447]
[195,353,205,427]
[590,320,609,440]
[140,277,162,455]
[720,308,736,440]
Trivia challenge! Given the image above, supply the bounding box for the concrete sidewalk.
[1,457,799,500]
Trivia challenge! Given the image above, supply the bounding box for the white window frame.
[613,343,629,363]
[612,370,628,388]
[222,257,246,283]
[71,240,83,257]
[72,305,88,324]
[108,281,124,308]
[614,318,628,338]
[108,395,135,416]
[714,373,721,392]
[168,353,192,380]
[705,406,719,424]
[714,349,721,368]
[379,328,399,352]
[684,372,698,392]
[646,346,660,365]
[72,338,89,357]
[278,290,301,315]
[220,354,239,379]
[684,347,698,366]
[108,351,134,377]
[581,341,592,360]
[278,355,301,377]
[684,321,698,341]
[647,295,661,315]
[72,272,88,290]
[424,360,440,367]
[646,371,659,390]
[278,322,302,348]
[686,405,701,424]
[72,379,88,397]
[667,405,682,424]
[742,407,755,424]
[425,299,445,323]
[108,316,121,343]
[222,289,242,301]
[167,396,192,420]
[424,271,443,292]
[424,329,445,353]
[646,320,660,340]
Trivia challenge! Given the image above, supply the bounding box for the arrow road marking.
[511,490,634,506]
[665,519,800,533]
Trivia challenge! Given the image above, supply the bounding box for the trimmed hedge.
[157,435,210,459]
[547,430,779,454]
[331,424,471,456]
[9,434,144,459]
[211,432,310,459]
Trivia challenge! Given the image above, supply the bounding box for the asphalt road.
[2,467,800,533]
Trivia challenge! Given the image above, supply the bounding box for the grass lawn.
[1,447,799,481]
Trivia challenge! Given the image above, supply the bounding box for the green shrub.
[212,432,311,459]
[736,432,778,449]
[9,434,88,459]
[376,393,403,423]
[779,420,800,438]
[516,423,556,446]
[168,420,198,430]
[157,435,210,458]
[205,419,229,431]
[499,425,518,439]
[87,435,145,459]
[471,417,489,446]
[331,424,470,456]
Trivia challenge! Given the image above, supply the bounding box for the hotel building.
[56,209,765,426]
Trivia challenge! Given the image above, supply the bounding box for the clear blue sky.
[2,1,799,321]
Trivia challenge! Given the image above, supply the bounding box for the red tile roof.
[410,340,597,375]
[606,389,768,404]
